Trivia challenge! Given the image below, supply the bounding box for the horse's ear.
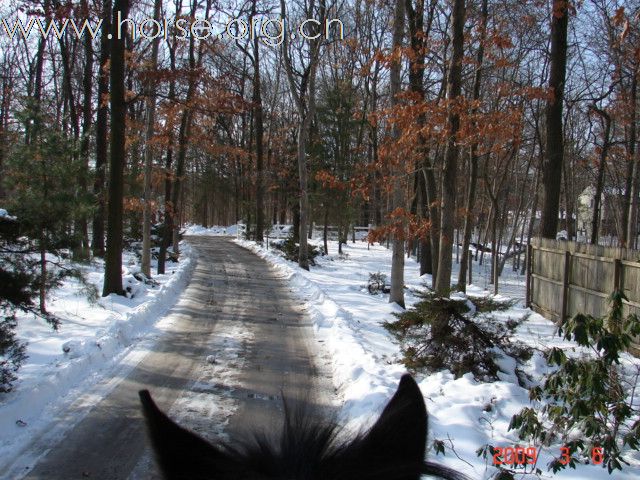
[139,390,245,480]
[358,374,427,474]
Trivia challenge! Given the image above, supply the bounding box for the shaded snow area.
[0,244,195,473]
[236,237,640,480]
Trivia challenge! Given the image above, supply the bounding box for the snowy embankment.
[0,244,195,469]
[230,234,640,480]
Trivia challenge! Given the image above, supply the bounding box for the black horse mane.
[140,374,470,480]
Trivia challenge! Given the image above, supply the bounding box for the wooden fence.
[526,237,640,354]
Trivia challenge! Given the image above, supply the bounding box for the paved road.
[5,237,330,480]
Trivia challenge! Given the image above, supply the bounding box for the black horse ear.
[139,390,245,480]
[358,374,428,476]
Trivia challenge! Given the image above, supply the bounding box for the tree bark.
[590,106,611,245]
[0,57,9,200]
[73,0,93,261]
[157,34,178,275]
[625,75,638,248]
[389,0,406,307]
[279,0,323,271]
[141,0,162,278]
[406,0,439,281]
[296,109,313,270]
[418,171,432,275]
[251,0,265,243]
[540,1,569,238]
[434,0,465,296]
[103,0,129,297]
[458,0,487,291]
[92,0,111,258]
[26,37,46,146]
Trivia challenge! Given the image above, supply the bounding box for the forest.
[0,0,637,302]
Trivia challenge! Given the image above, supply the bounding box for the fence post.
[468,250,473,285]
[561,250,571,322]
[526,243,533,308]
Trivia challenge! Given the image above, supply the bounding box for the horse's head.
[140,374,467,479]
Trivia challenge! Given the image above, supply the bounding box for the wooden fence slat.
[568,283,609,299]
[531,273,563,286]
[561,251,570,322]
[571,251,616,263]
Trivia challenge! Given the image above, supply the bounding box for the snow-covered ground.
[2,225,639,479]
[229,231,640,480]
[0,244,195,473]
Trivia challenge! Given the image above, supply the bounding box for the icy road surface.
[6,236,330,480]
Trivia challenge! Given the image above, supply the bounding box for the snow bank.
[236,238,640,479]
[0,244,195,469]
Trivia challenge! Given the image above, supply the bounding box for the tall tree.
[280,0,324,270]
[77,0,94,261]
[457,0,488,292]
[406,0,440,280]
[590,105,612,245]
[103,0,130,297]
[389,0,406,307]
[625,73,638,247]
[434,0,466,296]
[141,0,163,278]
[251,0,265,243]
[540,0,570,239]
[92,0,112,258]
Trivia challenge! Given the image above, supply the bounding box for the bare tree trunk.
[523,178,540,275]
[40,230,47,314]
[540,0,569,238]
[170,0,207,257]
[74,0,93,261]
[297,113,312,270]
[251,0,265,242]
[562,157,574,240]
[625,75,638,248]
[406,0,439,280]
[157,43,176,275]
[435,0,465,296]
[499,152,531,275]
[103,0,130,297]
[323,204,329,255]
[389,0,406,307]
[0,56,10,200]
[490,196,499,295]
[26,37,46,145]
[141,0,162,278]
[590,106,611,245]
[92,0,111,258]
[418,172,432,275]
[279,0,323,271]
[458,0,487,291]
